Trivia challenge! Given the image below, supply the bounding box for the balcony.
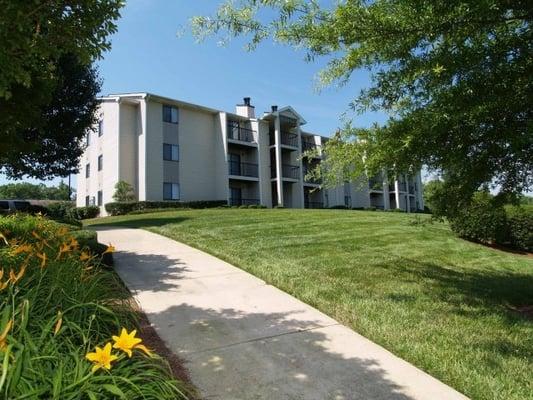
[389,182,407,192]
[270,132,298,147]
[271,164,300,180]
[301,141,318,152]
[304,201,324,209]
[229,198,260,206]
[409,185,415,194]
[227,121,255,143]
[228,161,259,178]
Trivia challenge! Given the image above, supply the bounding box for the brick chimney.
[235,97,255,118]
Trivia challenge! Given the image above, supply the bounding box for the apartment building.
[76,93,424,214]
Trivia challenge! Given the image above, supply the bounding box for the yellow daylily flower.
[86,343,118,372]
[0,280,8,292]
[102,244,116,255]
[36,252,47,269]
[80,251,92,261]
[0,319,13,351]
[112,328,151,357]
[12,243,33,256]
[9,264,26,284]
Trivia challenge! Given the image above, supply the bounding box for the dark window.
[85,196,90,207]
[86,132,91,146]
[98,155,103,171]
[85,163,90,178]
[0,201,9,210]
[98,120,104,136]
[97,190,103,206]
[163,144,179,161]
[163,105,179,123]
[163,182,179,200]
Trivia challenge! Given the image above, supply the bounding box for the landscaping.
[0,214,191,399]
[86,208,533,400]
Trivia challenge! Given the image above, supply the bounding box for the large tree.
[0,0,122,179]
[0,54,101,179]
[192,0,532,212]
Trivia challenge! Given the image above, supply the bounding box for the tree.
[0,1,122,179]
[0,54,101,179]
[191,1,532,214]
[112,181,136,202]
[423,180,445,215]
[0,182,74,200]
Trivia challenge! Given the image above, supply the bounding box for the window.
[163,182,180,200]
[163,144,179,161]
[86,132,91,146]
[98,155,103,171]
[98,120,104,136]
[85,196,90,207]
[85,163,90,178]
[163,105,179,124]
[97,190,103,206]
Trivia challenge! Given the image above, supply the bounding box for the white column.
[138,98,148,201]
[274,114,283,206]
[296,121,305,208]
[251,119,264,205]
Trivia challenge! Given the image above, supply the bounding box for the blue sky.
[1,0,386,188]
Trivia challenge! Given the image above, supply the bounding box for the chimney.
[235,97,255,118]
[271,105,278,112]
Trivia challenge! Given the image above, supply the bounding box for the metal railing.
[271,164,300,179]
[301,141,318,152]
[409,185,415,194]
[227,121,255,143]
[388,182,407,192]
[281,133,298,147]
[229,198,260,206]
[228,161,259,178]
[304,201,324,209]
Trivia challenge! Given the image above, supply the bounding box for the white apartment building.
[76,93,424,214]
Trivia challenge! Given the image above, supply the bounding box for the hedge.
[449,193,532,252]
[105,200,227,216]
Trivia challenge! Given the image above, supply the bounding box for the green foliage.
[448,192,507,244]
[423,180,446,216]
[70,206,100,220]
[0,214,189,399]
[192,1,533,213]
[1,54,101,179]
[105,201,227,216]
[505,206,533,251]
[112,181,136,202]
[0,182,73,200]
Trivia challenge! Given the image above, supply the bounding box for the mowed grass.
[86,209,533,400]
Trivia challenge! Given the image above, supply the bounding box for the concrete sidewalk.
[95,227,468,400]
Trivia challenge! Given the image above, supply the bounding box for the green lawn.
[86,209,533,400]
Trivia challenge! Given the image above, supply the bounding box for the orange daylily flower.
[0,319,13,351]
[9,264,26,284]
[54,311,63,336]
[102,244,116,255]
[12,243,33,255]
[80,251,92,261]
[69,237,79,250]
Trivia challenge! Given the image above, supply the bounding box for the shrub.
[505,206,533,251]
[0,214,189,399]
[364,206,377,211]
[43,201,75,220]
[69,205,100,219]
[329,205,349,209]
[113,180,136,202]
[105,200,226,216]
[449,192,507,244]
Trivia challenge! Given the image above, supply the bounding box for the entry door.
[229,153,241,176]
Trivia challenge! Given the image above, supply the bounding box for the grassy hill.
[86,209,533,400]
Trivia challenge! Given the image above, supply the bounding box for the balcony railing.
[227,121,255,143]
[229,198,260,206]
[301,141,318,152]
[228,161,259,178]
[281,133,298,147]
[271,164,300,180]
[389,182,407,192]
[304,201,324,209]
[408,185,415,194]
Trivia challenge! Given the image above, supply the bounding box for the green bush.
[0,214,190,399]
[44,201,75,219]
[505,206,533,251]
[105,200,227,216]
[449,192,507,244]
[69,205,100,219]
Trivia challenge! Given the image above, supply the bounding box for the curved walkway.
[95,227,468,400]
